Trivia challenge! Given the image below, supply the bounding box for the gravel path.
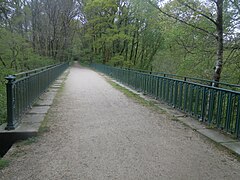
[1,63,240,180]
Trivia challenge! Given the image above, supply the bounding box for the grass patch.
[0,158,10,170]
[108,81,152,106]
[14,137,38,147]
[38,116,50,134]
[206,125,216,129]
[22,137,38,145]
[107,80,165,113]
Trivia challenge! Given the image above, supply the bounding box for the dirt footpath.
[1,63,240,180]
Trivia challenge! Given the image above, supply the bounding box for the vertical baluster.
[200,87,207,122]
[225,93,233,132]
[179,81,183,109]
[188,84,194,114]
[236,95,240,139]
[207,89,215,125]
[173,80,178,108]
[183,83,188,112]
[194,86,200,117]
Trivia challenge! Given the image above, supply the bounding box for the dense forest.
[0,0,240,124]
[78,0,240,84]
[0,0,83,123]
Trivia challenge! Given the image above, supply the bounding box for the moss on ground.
[107,79,166,114]
[0,158,10,170]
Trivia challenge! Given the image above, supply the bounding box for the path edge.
[99,73,240,157]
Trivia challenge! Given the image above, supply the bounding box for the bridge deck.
[1,63,240,179]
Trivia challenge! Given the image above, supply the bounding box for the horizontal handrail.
[92,63,240,140]
[4,62,69,130]
[122,67,240,90]
[14,64,56,78]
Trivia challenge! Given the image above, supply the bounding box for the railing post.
[5,75,16,130]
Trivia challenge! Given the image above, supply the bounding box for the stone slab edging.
[0,69,69,137]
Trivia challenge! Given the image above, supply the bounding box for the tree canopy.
[1,0,239,82]
[78,0,240,84]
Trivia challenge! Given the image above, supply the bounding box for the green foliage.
[22,137,38,145]
[0,81,7,126]
[109,55,124,66]
[0,28,55,125]
[0,0,78,126]
[150,0,240,84]
[152,18,216,79]
[80,0,163,70]
[0,66,14,125]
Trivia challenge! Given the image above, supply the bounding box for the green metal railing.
[5,63,69,130]
[92,64,240,139]
[123,68,240,91]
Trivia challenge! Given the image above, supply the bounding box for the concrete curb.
[109,78,240,157]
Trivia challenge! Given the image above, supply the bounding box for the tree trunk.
[129,31,136,62]
[124,40,128,61]
[134,32,139,65]
[212,0,223,87]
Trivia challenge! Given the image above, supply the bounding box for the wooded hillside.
[0,0,82,124]
[79,0,240,84]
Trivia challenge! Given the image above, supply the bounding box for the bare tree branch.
[229,0,240,13]
[224,48,237,65]
[0,56,6,67]
[176,0,217,26]
[147,0,217,39]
